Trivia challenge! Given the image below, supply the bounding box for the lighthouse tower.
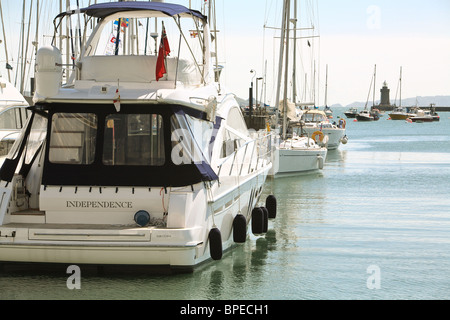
[379,81,391,108]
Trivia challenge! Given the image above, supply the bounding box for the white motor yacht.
[0,2,275,272]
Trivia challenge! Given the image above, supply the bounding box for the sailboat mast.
[282,0,291,141]
[399,66,402,108]
[0,0,11,82]
[21,0,33,94]
[274,0,289,131]
[324,64,328,107]
[292,0,297,104]
[373,64,376,107]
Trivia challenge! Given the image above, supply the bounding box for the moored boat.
[409,109,435,123]
[0,2,275,272]
[344,107,358,118]
[269,0,327,176]
[299,109,347,150]
[356,109,376,121]
[389,107,415,120]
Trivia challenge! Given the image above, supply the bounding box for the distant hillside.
[341,95,450,109]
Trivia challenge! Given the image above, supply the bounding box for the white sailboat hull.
[270,147,327,175]
[302,126,346,150]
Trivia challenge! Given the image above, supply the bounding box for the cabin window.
[103,114,165,166]
[24,114,47,164]
[302,113,327,122]
[171,113,214,165]
[220,107,248,158]
[49,113,97,164]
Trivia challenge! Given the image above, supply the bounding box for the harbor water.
[1,110,450,300]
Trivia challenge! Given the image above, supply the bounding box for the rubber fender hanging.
[251,207,264,235]
[266,195,277,219]
[317,155,324,169]
[260,207,269,233]
[341,135,349,145]
[209,228,223,260]
[233,214,247,243]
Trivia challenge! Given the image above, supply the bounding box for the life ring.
[339,119,346,129]
[312,131,325,142]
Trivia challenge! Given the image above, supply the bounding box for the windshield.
[42,104,218,187]
[301,113,327,122]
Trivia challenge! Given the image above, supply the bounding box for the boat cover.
[55,2,206,21]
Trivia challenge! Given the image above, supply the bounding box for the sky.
[1,0,449,106]
[216,0,450,106]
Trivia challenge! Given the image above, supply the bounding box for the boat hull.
[344,112,357,118]
[271,147,327,175]
[410,117,434,123]
[356,115,374,121]
[0,165,270,271]
[389,113,411,120]
[302,127,346,150]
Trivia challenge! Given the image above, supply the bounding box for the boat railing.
[216,131,273,178]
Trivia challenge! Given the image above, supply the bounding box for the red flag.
[162,23,170,56]
[156,22,170,81]
[156,45,167,81]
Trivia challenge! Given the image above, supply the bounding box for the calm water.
[1,110,450,301]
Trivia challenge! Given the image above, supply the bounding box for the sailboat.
[389,67,414,120]
[356,65,379,122]
[270,0,327,175]
[299,66,347,150]
[0,2,275,272]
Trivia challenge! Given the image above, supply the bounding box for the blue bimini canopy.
[55,1,206,22]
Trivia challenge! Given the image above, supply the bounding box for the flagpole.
[115,0,124,55]
[0,0,11,82]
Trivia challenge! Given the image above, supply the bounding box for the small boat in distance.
[356,65,379,122]
[344,107,358,118]
[389,106,415,120]
[356,109,377,122]
[409,109,435,123]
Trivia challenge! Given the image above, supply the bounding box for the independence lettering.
[66,201,133,209]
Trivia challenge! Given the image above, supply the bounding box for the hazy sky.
[1,0,449,106]
[218,0,450,106]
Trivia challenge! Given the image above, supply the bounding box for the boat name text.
[66,201,133,209]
